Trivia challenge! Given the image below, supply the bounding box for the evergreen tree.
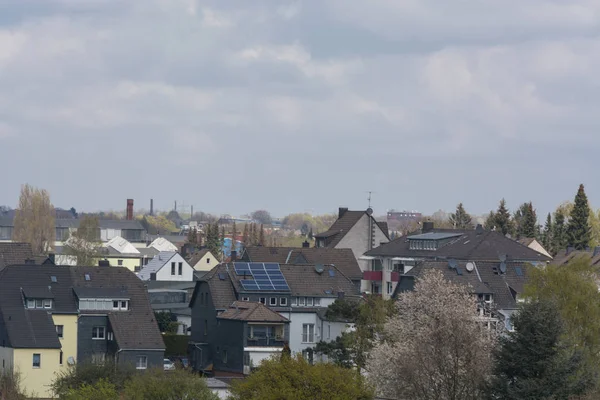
[308,228,314,240]
[242,223,249,245]
[567,184,591,250]
[484,211,496,231]
[259,224,265,246]
[514,202,537,239]
[488,300,591,399]
[250,223,259,246]
[494,199,514,236]
[448,203,472,229]
[552,210,568,255]
[231,221,237,252]
[541,213,553,251]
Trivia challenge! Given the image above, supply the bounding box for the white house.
[188,249,219,271]
[138,252,194,281]
[149,237,178,252]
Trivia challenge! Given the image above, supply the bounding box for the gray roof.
[22,287,55,299]
[73,287,130,299]
[204,378,230,389]
[406,232,464,240]
[190,264,236,310]
[138,252,177,281]
[0,243,36,269]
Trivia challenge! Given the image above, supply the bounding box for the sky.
[1,0,599,218]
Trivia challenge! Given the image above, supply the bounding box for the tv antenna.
[366,191,376,209]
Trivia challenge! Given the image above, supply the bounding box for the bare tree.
[13,184,55,254]
[367,270,495,400]
[64,215,102,266]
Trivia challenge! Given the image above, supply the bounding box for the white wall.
[211,388,230,400]
[155,254,194,281]
[336,214,389,276]
[282,311,321,355]
[245,348,282,368]
[176,315,192,335]
[0,346,13,374]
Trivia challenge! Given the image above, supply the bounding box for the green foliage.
[251,210,273,225]
[551,210,568,255]
[567,184,591,250]
[488,300,592,399]
[64,215,102,266]
[229,354,373,400]
[484,210,496,230]
[448,202,472,229]
[122,369,218,400]
[140,215,177,235]
[541,212,553,251]
[493,198,514,236]
[163,334,190,357]
[155,311,179,334]
[0,370,29,400]
[324,298,361,321]
[514,202,537,239]
[64,379,119,400]
[52,361,136,398]
[205,223,222,261]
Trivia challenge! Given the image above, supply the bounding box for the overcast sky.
[1,0,599,218]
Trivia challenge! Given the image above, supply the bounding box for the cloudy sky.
[1,0,599,218]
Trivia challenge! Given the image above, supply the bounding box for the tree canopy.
[64,215,101,266]
[449,202,472,229]
[567,184,591,250]
[13,184,55,254]
[251,210,272,225]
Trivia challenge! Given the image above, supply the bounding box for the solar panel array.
[234,262,290,291]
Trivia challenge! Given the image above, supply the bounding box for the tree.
[448,203,472,229]
[488,300,592,399]
[140,215,177,234]
[64,215,101,266]
[367,270,495,400]
[541,212,553,251]
[259,224,265,246]
[229,354,373,400]
[590,208,600,248]
[122,369,218,400]
[64,379,119,400]
[308,228,313,240]
[493,198,514,236]
[251,210,272,225]
[242,223,249,245]
[154,311,178,334]
[13,184,55,254]
[514,202,537,239]
[567,184,591,250]
[484,211,496,230]
[551,210,568,255]
[231,221,237,252]
[250,223,258,246]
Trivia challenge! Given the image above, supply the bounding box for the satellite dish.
[499,262,507,274]
[466,262,475,272]
[315,264,324,274]
[366,208,373,216]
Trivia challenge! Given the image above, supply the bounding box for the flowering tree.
[367,270,495,400]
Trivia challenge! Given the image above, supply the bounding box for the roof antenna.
[367,191,373,209]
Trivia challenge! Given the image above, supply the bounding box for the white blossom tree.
[367,269,496,400]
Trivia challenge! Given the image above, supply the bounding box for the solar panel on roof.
[237,263,291,291]
[264,263,279,270]
[515,267,523,276]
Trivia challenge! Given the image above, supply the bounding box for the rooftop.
[217,301,289,323]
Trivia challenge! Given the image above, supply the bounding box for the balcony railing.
[246,337,285,347]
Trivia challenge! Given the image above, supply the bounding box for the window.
[207,258,210,264]
[51,276,57,283]
[92,327,105,340]
[27,299,35,309]
[171,262,176,275]
[242,297,250,302]
[259,297,266,305]
[121,301,128,310]
[328,325,331,340]
[298,297,305,306]
[204,320,208,336]
[59,351,63,365]
[306,297,313,307]
[290,297,297,306]
[92,353,106,365]
[85,273,91,281]
[387,282,393,295]
[32,354,40,368]
[178,262,183,275]
[35,299,43,308]
[136,356,147,370]
[302,324,315,343]
[270,298,277,306]
[223,350,228,364]
[280,297,288,306]
[56,325,64,339]
[108,332,114,341]
[314,298,320,306]
[113,301,119,309]
[117,259,123,266]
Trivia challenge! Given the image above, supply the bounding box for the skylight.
[50,276,57,283]
[84,274,91,281]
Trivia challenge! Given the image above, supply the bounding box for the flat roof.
[406,232,464,241]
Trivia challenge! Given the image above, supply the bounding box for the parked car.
[163,358,176,371]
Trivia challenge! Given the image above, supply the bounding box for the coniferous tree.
[259,224,265,246]
[567,184,591,250]
[542,213,553,251]
[552,210,568,255]
[231,221,237,252]
[448,203,472,229]
[514,202,537,239]
[484,211,496,231]
[250,223,258,246]
[488,300,591,399]
[242,223,249,245]
[494,199,514,236]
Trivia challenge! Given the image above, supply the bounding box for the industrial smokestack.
[150,199,154,216]
[126,199,134,220]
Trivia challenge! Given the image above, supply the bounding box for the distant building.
[138,252,194,281]
[188,249,219,272]
[386,210,422,232]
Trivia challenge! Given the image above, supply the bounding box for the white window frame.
[280,297,288,306]
[290,297,297,306]
[92,326,106,340]
[171,262,176,275]
[269,298,277,306]
[306,297,313,307]
[314,298,321,306]
[35,299,43,308]
[242,297,250,302]
[259,297,266,305]
[32,353,41,368]
[113,300,119,310]
[27,299,35,309]
[136,355,147,370]
[178,262,183,275]
[387,282,393,295]
[56,325,64,339]
[302,324,315,343]
[298,297,305,306]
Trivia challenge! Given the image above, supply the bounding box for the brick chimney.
[338,207,348,219]
[126,199,134,220]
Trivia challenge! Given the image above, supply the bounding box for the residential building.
[0,242,52,268]
[517,237,552,259]
[314,208,390,292]
[188,249,219,272]
[241,245,363,289]
[188,261,359,375]
[551,246,600,266]
[147,280,198,335]
[394,259,529,331]
[148,237,178,252]
[0,265,164,397]
[363,223,551,299]
[386,210,422,232]
[138,252,194,281]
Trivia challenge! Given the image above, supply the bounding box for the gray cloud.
[0,0,598,217]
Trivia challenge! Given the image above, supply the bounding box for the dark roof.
[314,211,365,247]
[191,264,236,310]
[551,248,600,266]
[71,266,164,351]
[73,287,130,299]
[376,221,389,235]
[243,247,362,280]
[366,228,551,262]
[395,260,530,310]
[188,249,211,266]
[279,264,359,297]
[0,242,36,269]
[22,287,55,299]
[217,301,289,323]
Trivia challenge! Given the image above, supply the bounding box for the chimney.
[150,199,154,216]
[126,199,134,220]
[231,250,237,262]
[475,224,484,234]
[338,207,348,219]
[422,221,434,233]
[48,253,55,265]
[302,240,310,248]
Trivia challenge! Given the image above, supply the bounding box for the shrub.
[63,379,119,400]
[122,369,219,400]
[51,361,135,398]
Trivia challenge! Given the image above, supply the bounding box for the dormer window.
[26,299,53,309]
[79,298,130,311]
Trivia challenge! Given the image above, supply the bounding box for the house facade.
[138,252,194,281]
[188,249,219,272]
[0,265,164,397]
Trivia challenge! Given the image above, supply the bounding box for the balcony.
[363,271,382,281]
[246,337,285,347]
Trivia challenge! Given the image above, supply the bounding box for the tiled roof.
[376,221,389,235]
[0,242,35,269]
[243,247,362,281]
[138,251,177,280]
[397,260,530,310]
[551,248,600,266]
[366,228,551,262]
[278,264,359,297]
[188,249,211,266]
[192,264,237,310]
[217,301,289,323]
[314,211,365,248]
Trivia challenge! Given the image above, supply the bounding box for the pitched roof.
[137,252,177,280]
[149,237,178,252]
[366,228,551,262]
[243,247,362,281]
[376,221,389,235]
[518,238,535,246]
[0,242,36,269]
[551,248,600,266]
[314,211,365,248]
[278,264,359,297]
[217,301,289,323]
[71,266,164,351]
[188,249,212,266]
[397,260,529,310]
[192,264,237,310]
[106,236,140,254]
